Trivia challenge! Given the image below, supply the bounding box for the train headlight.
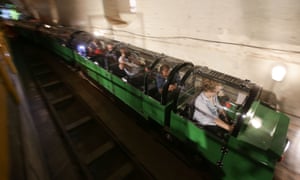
[249,117,262,129]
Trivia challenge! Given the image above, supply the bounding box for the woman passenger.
[193,79,233,133]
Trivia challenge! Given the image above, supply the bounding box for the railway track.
[29,60,153,180]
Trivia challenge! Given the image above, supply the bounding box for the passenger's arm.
[168,84,177,91]
[215,118,233,132]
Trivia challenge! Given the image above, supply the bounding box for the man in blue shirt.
[156,64,178,94]
[193,79,233,133]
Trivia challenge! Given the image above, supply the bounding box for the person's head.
[160,64,170,78]
[106,43,114,52]
[202,79,222,95]
[119,46,127,55]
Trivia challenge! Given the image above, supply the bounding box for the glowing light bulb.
[130,0,137,12]
[272,65,286,82]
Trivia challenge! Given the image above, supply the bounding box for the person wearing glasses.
[193,79,233,133]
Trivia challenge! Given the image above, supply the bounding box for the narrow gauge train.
[6,20,290,180]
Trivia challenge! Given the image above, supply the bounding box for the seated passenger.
[193,79,233,133]
[104,43,117,69]
[87,40,104,57]
[113,60,127,78]
[118,46,129,63]
[156,64,178,94]
[87,40,106,66]
[118,47,143,77]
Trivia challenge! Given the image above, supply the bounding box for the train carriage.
[65,31,195,125]
[142,57,193,125]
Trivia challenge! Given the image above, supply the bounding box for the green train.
[4,20,290,180]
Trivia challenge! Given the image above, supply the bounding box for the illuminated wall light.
[129,0,137,12]
[272,65,287,82]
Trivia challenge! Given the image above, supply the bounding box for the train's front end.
[170,65,290,179]
[234,100,290,163]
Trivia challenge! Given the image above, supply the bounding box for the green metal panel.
[81,57,90,67]
[170,112,277,180]
[81,66,146,116]
[73,53,87,66]
[91,67,113,92]
[222,137,274,180]
[237,101,289,157]
[111,75,143,94]
[95,66,111,79]
[142,96,166,125]
[52,42,74,62]
[170,112,223,164]
[95,71,113,93]
[73,52,82,64]
[269,113,289,155]
[85,60,98,72]
[82,64,114,93]
[86,69,97,82]
[96,74,113,93]
[110,75,143,114]
[112,82,144,116]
